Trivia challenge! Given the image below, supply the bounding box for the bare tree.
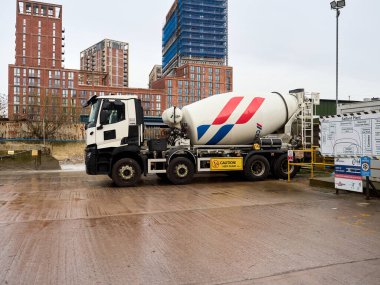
[24,96,69,140]
[0,93,7,119]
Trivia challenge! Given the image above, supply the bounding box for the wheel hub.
[281,160,294,174]
[119,165,134,180]
[175,164,188,178]
[251,161,265,176]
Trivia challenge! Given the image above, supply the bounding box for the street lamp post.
[330,0,346,115]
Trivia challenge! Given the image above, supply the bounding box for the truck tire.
[112,158,141,187]
[244,155,270,181]
[273,154,299,180]
[167,157,194,185]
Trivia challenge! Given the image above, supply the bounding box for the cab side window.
[101,100,125,125]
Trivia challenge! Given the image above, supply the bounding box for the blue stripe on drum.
[206,125,234,145]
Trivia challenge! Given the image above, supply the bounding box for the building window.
[216,68,220,75]
[14,87,20,95]
[48,7,53,17]
[23,26,26,34]
[41,6,47,16]
[38,21,41,28]
[33,5,39,15]
[19,2,24,14]
[190,66,194,73]
[26,3,31,14]
[156,95,161,102]
[14,68,20,76]
[168,80,172,88]
[68,72,74,79]
[53,22,56,30]
[23,19,26,26]
[68,80,74,89]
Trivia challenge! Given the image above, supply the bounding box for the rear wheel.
[273,154,299,180]
[112,158,141,187]
[244,155,270,181]
[167,157,194,185]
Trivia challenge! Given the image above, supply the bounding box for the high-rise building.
[8,0,164,122]
[80,39,129,88]
[152,0,232,109]
[149,65,162,88]
[162,0,228,76]
[14,1,64,69]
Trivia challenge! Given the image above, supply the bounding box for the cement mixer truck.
[84,89,307,187]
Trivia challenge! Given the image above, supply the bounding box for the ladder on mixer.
[301,99,314,149]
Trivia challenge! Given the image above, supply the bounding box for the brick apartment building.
[151,0,233,108]
[80,39,129,88]
[152,63,232,108]
[8,0,164,122]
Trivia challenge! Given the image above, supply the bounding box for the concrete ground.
[0,171,379,285]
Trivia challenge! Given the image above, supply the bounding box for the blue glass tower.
[162,0,228,75]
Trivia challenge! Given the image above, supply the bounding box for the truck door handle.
[90,131,94,135]
[97,125,103,130]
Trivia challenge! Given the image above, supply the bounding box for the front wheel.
[166,157,194,185]
[244,155,270,181]
[112,158,141,187]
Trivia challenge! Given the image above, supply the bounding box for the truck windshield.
[87,100,101,128]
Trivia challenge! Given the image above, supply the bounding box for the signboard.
[32,150,39,157]
[335,158,363,192]
[361,156,371,177]
[210,157,243,171]
[7,150,15,155]
[287,150,294,162]
[320,112,380,157]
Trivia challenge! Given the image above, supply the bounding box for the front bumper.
[85,145,97,175]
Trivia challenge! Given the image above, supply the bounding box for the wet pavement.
[0,172,379,285]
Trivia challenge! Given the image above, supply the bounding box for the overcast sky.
[0,0,379,101]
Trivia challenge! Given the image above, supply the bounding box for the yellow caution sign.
[31,150,39,157]
[7,150,15,155]
[210,157,243,171]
